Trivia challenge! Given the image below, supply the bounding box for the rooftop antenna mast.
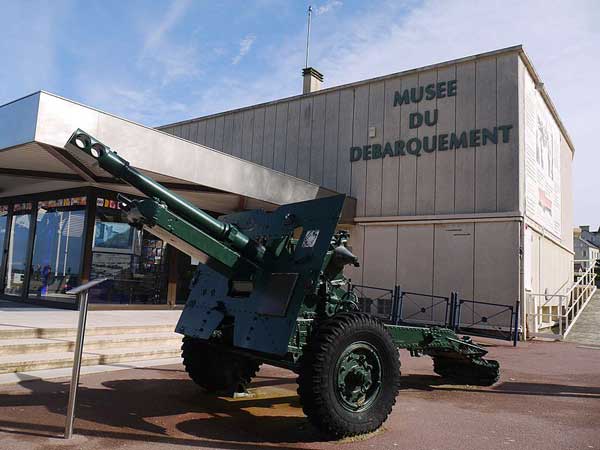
[305,5,312,68]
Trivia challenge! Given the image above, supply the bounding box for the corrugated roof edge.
[158,44,575,155]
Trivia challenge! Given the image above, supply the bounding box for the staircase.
[0,308,184,383]
[565,291,600,345]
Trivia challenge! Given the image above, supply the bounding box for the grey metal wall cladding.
[170,52,522,219]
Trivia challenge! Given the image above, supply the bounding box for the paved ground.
[566,290,600,346]
[0,304,181,333]
[0,338,598,450]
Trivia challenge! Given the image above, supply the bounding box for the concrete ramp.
[565,291,600,346]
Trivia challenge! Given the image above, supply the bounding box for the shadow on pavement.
[1,368,597,448]
[401,374,600,399]
[0,373,325,448]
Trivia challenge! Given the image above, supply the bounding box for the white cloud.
[84,84,188,125]
[139,0,200,85]
[232,34,256,65]
[315,0,342,16]
[143,0,191,51]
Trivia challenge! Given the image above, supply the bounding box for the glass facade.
[0,206,7,270]
[88,199,168,305]
[4,205,33,296]
[28,205,86,300]
[0,189,192,307]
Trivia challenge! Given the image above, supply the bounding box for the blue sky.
[0,0,599,227]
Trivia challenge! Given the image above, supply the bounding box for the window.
[0,205,7,259]
[4,204,33,296]
[88,200,167,304]
[28,201,86,300]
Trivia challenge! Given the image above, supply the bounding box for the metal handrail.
[64,278,108,439]
[527,259,597,339]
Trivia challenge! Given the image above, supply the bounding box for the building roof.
[158,45,575,155]
[576,236,600,250]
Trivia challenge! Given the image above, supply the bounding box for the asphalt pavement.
[0,338,598,450]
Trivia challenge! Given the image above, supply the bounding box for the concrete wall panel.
[433,223,474,322]
[336,89,354,194]
[475,58,497,212]
[262,105,277,168]
[197,120,207,148]
[455,62,476,213]
[222,114,234,155]
[241,110,254,161]
[473,221,520,326]
[214,115,224,151]
[297,97,313,180]
[323,91,340,191]
[273,103,288,172]
[285,100,300,176]
[497,53,519,212]
[382,78,401,215]
[366,81,385,216]
[310,94,326,185]
[351,85,370,216]
[560,136,574,250]
[251,107,265,164]
[398,75,418,215]
[231,112,242,157]
[434,66,457,214]
[205,118,216,149]
[416,70,437,215]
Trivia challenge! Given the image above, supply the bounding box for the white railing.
[527,259,597,339]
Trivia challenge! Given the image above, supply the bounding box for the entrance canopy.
[0,91,354,220]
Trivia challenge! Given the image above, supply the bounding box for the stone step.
[0,345,182,374]
[0,332,182,356]
[0,324,175,340]
[0,356,183,386]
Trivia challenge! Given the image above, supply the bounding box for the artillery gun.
[65,130,499,438]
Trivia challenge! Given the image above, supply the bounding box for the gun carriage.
[65,130,499,438]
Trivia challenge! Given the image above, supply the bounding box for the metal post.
[305,5,313,68]
[513,300,520,347]
[64,290,88,439]
[558,296,563,337]
[396,287,404,325]
[454,295,462,332]
[64,278,107,439]
[447,292,454,329]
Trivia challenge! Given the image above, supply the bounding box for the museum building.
[0,46,574,337]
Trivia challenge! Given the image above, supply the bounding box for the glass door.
[28,205,86,301]
[0,206,8,291]
[4,206,33,297]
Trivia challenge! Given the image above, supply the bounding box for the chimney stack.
[302,67,323,94]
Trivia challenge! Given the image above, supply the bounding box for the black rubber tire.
[297,313,401,438]
[181,336,260,395]
[432,356,500,386]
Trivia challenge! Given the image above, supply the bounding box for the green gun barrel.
[66,129,265,264]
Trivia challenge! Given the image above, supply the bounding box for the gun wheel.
[181,336,260,395]
[297,313,400,438]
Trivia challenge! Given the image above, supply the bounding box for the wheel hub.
[336,342,382,412]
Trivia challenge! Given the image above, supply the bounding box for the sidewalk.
[0,339,598,450]
[0,303,182,334]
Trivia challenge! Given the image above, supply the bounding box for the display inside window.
[0,206,7,271]
[89,203,166,304]
[28,201,86,299]
[93,221,138,252]
[4,213,31,296]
